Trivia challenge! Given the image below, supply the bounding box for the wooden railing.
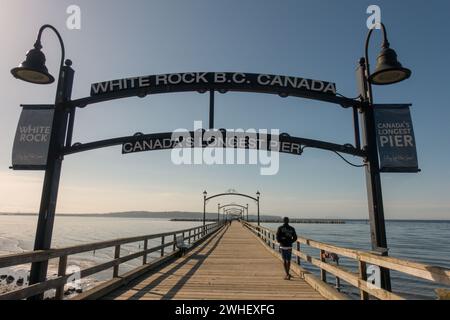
[242,221,450,300]
[0,222,224,300]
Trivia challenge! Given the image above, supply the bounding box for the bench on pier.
[175,235,190,256]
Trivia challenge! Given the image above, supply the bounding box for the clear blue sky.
[0,0,449,219]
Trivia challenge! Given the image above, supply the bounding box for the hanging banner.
[374,104,419,173]
[11,105,54,170]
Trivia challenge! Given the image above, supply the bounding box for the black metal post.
[203,195,206,235]
[257,196,260,226]
[65,107,76,147]
[29,61,74,300]
[217,204,220,223]
[352,106,361,150]
[356,57,391,291]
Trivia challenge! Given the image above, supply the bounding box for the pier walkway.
[104,222,324,300]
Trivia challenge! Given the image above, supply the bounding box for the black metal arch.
[224,208,243,213]
[224,208,244,216]
[63,130,366,159]
[219,204,248,211]
[69,72,362,110]
[206,192,258,202]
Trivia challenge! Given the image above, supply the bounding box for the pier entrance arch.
[10,23,418,294]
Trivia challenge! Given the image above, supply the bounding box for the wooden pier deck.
[104,222,324,300]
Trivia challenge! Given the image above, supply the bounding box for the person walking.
[276,217,297,280]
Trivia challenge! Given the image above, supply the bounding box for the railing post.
[320,249,327,283]
[173,234,176,251]
[161,236,165,257]
[358,260,369,300]
[272,234,275,249]
[113,245,120,278]
[55,255,67,300]
[297,242,301,266]
[188,230,191,245]
[143,239,148,265]
[335,259,341,291]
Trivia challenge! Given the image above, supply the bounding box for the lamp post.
[256,191,260,226]
[217,203,220,223]
[357,23,411,291]
[203,191,207,234]
[246,204,249,221]
[11,25,75,300]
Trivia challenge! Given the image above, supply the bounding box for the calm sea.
[0,215,449,299]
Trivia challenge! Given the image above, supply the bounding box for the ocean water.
[0,216,449,299]
[264,220,450,299]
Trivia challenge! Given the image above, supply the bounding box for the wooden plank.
[244,223,348,300]
[358,260,369,300]
[55,256,68,300]
[358,252,450,286]
[143,239,148,265]
[293,247,405,300]
[104,222,325,300]
[320,250,327,282]
[74,225,225,300]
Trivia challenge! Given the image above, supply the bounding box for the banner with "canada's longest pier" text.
[374,104,419,173]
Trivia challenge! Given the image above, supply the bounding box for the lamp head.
[203,191,207,197]
[11,45,55,84]
[256,191,260,197]
[369,46,411,85]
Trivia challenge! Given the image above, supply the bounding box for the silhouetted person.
[276,217,297,280]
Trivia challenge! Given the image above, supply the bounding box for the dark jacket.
[276,224,298,248]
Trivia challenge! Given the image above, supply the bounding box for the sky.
[0,0,449,219]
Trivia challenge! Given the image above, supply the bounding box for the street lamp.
[366,23,411,86]
[357,23,412,292]
[217,203,220,223]
[11,25,75,300]
[11,45,55,84]
[256,191,260,226]
[246,204,249,221]
[203,191,207,234]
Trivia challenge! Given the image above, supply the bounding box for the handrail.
[0,221,225,300]
[241,220,450,300]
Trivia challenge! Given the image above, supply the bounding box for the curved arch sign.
[89,72,352,106]
[91,72,337,96]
